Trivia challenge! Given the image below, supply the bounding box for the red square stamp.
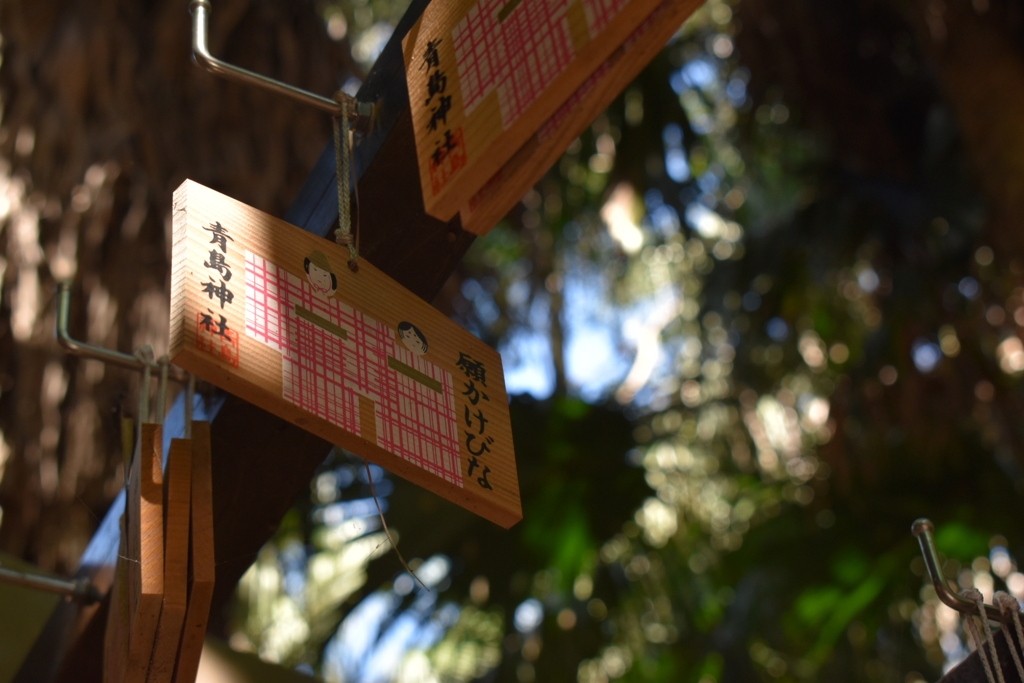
[196,310,241,368]
[428,127,467,195]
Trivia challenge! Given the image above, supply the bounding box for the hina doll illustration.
[244,249,462,484]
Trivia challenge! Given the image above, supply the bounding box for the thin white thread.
[364,463,427,590]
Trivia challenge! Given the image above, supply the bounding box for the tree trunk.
[0,0,358,574]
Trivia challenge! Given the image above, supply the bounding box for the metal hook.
[189,0,373,128]
[0,560,101,604]
[56,282,188,382]
[912,518,1002,621]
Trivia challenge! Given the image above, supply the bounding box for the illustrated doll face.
[400,325,427,355]
[307,262,334,293]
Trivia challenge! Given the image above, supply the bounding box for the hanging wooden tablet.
[459,0,704,235]
[103,424,164,683]
[146,437,191,683]
[403,0,665,220]
[172,421,215,683]
[102,515,131,683]
[170,180,521,528]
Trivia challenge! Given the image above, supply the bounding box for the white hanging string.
[364,463,426,590]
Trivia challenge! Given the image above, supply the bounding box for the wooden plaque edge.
[172,347,522,529]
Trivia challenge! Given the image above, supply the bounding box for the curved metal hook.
[912,518,1002,621]
[56,282,188,382]
[190,0,373,127]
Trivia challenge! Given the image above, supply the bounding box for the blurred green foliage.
[234,0,1024,681]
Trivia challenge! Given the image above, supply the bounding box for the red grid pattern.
[452,0,635,130]
[245,253,360,433]
[245,253,462,485]
[357,323,462,485]
[453,0,575,128]
[582,0,630,37]
[537,62,607,141]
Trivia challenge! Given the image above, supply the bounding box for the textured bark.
[907,0,1024,259]
[736,0,1024,254]
[0,0,357,573]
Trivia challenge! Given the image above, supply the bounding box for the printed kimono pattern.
[244,252,462,485]
[452,0,631,128]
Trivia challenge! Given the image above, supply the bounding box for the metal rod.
[56,282,188,382]
[912,518,1002,621]
[190,0,372,125]
[0,563,101,604]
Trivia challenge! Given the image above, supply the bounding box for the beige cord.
[995,592,1024,682]
[963,588,1005,683]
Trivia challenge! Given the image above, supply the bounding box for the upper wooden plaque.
[403,0,663,221]
[459,0,704,235]
[170,180,521,528]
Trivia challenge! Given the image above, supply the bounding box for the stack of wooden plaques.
[402,0,705,236]
[104,422,215,683]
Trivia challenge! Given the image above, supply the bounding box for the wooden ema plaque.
[172,422,214,683]
[403,0,663,221]
[104,425,164,683]
[170,181,522,528]
[147,438,191,683]
[460,0,704,235]
[104,423,215,683]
